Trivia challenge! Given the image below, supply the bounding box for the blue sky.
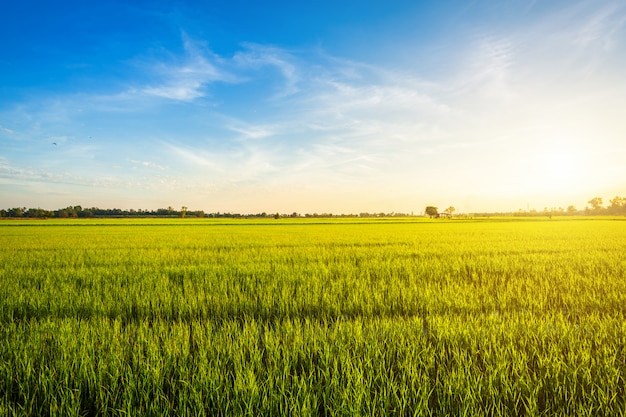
[1,0,625,213]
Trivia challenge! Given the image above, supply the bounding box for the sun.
[525,132,588,194]
[538,148,579,181]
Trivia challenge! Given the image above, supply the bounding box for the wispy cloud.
[574,2,626,50]
[233,43,300,97]
[129,159,167,170]
[150,54,456,190]
[0,155,185,195]
[161,140,270,185]
[164,143,217,169]
[0,125,14,135]
[0,156,109,188]
[455,33,515,101]
[227,123,277,140]
[140,35,237,101]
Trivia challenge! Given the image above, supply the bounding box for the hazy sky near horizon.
[1,1,625,213]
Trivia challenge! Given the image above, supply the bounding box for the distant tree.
[609,196,625,214]
[425,206,438,218]
[444,206,456,216]
[588,197,603,211]
[274,213,280,219]
[8,207,25,217]
[609,196,623,207]
[566,205,578,215]
[181,206,188,218]
[25,207,53,218]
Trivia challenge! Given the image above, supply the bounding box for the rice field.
[0,217,625,416]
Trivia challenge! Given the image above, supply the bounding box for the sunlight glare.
[527,131,587,193]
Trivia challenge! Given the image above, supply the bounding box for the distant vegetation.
[478,196,626,217]
[0,205,393,219]
[1,196,625,219]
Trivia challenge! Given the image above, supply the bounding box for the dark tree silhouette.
[425,206,438,218]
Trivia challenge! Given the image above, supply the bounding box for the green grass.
[1,217,625,416]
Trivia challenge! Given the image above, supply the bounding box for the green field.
[1,217,625,416]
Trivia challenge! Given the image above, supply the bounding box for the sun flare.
[522,129,589,194]
[538,148,580,181]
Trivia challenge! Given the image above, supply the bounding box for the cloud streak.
[233,43,301,97]
[0,125,14,135]
[139,35,237,101]
[129,159,167,170]
[573,1,626,50]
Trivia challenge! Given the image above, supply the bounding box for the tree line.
[1,206,230,219]
[424,196,626,218]
[518,196,626,217]
[1,196,625,219]
[0,205,411,219]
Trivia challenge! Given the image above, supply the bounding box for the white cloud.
[140,35,236,101]
[163,139,279,180]
[455,33,515,101]
[164,142,219,169]
[0,156,104,188]
[142,83,206,101]
[574,2,626,50]
[129,159,167,170]
[227,123,278,141]
[0,125,14,135]
[233,43,300,97]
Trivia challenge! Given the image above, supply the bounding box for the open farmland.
[1,217,625,416]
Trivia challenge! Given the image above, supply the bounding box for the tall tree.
[425,206,438,218]
[588,197,603,211]
[609,196,625,214]
[609,196,624,208]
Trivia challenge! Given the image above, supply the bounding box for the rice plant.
[0,217,624,415]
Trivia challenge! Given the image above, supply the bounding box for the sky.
[1,0,625,214]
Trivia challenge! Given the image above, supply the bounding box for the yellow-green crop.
[0,217,625,416]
